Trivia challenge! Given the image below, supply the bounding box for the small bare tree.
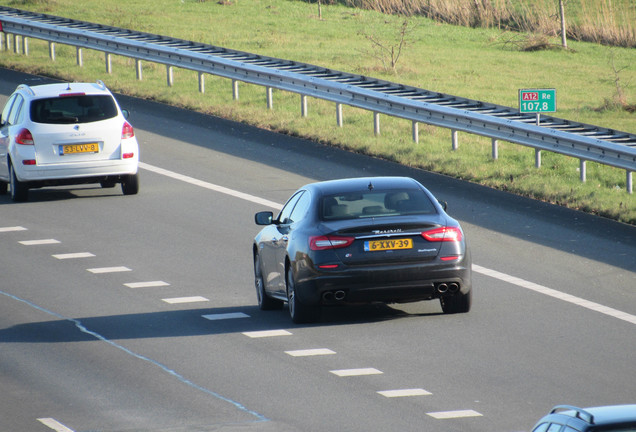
[558,0,567,49]
[358,19,416,73]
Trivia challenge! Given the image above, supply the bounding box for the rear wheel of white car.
[0,181,7,195]
[9,162,28,202]
[121,173,139,195]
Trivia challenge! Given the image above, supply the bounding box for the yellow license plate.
[364,238,413,251]
[62,143,99,154]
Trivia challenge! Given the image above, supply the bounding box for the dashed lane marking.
[202,312,250,320]
[52,252,95,260]
[87,266,132,274]
[243,330,292,338]
[162,296,209,304]
[426,410,483,419]
[19,239,60,245]
[285,348,336,357]
[377,388,432,397]
[0,226,27,232]
[37,418,74,432]
[330,368,383,377]
[124,281,170,288]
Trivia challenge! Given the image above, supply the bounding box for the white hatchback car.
[0,80,139,202]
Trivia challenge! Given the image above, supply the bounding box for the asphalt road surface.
[1,68,635,432]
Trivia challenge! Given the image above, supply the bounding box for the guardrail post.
[374,112,380,136]
[48,41,55,61]
[412,121,418,144]
[266,87,273,110]
[336,103,343,127]
[301,95,307,118]
[76,47,82,66]
[492,139,498,159]
[22,36,28,56]
[232,79,239,100]
[627,171,633,194]
[0,32,4,51]
[166,65,173,87]
[7,33,13,52]
[105,53,112,74]
[14,35,20,54]
[535,149,542,168]
[452,129,458,150]
[198,72,205,93]
[580,159,587,182]
[135,59,143,80]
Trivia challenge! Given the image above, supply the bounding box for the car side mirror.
[121,109,130,119]
[438,200,448,211]
[255,211,274,225]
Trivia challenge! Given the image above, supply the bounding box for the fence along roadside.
[0,6,634,193]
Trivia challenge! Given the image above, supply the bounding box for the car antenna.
[368,182,374,191]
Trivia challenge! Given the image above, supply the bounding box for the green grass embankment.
[0,0,634,223]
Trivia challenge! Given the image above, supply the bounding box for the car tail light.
[121,121,135,139]
[22,159,36,165]
[59,92,86,97]
[310,235,355,251]
[421,227,462,242]
[122,153,135,159]
[16,128,34,145]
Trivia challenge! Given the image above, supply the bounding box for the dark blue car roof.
[303,177,425,196]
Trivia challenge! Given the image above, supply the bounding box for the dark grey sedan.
[253,176,472,323]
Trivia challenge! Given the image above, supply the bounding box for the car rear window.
[30,95,118,124]
[320,189,436,220]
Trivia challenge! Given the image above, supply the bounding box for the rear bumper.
[14,159,138,184]
[295,258,472,306]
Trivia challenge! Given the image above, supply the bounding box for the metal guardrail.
[1,6,634,193]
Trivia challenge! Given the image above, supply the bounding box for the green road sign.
[519,89,556,113]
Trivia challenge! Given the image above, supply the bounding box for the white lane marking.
[243,330,292,338]
[139,162,283,210]
[473,264,636,326]
[124,281,170,288]
[3,291,267,421]
[141,162,634,326]
[202,312,250,320]
[0,226,27,232]
[37,418,75,432]
[427,410,483,419]
[19,239,60,245]
[52,252,95,259]
[87,266,132,274]
[162,296,209,304]
[285,348,336,357]
[377,388,432,397]
[330,368,383,377]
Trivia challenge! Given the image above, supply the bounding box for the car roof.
[541,405,636,428]
[583,405,636,425]
[17,81,112,99]
[303,177,424,196]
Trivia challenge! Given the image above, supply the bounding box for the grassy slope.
[0,0,634,223]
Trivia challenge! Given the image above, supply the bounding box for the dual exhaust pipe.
[436,282,460,294]
[322,290,346,302]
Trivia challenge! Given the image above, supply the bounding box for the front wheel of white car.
[9,163,28,202]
